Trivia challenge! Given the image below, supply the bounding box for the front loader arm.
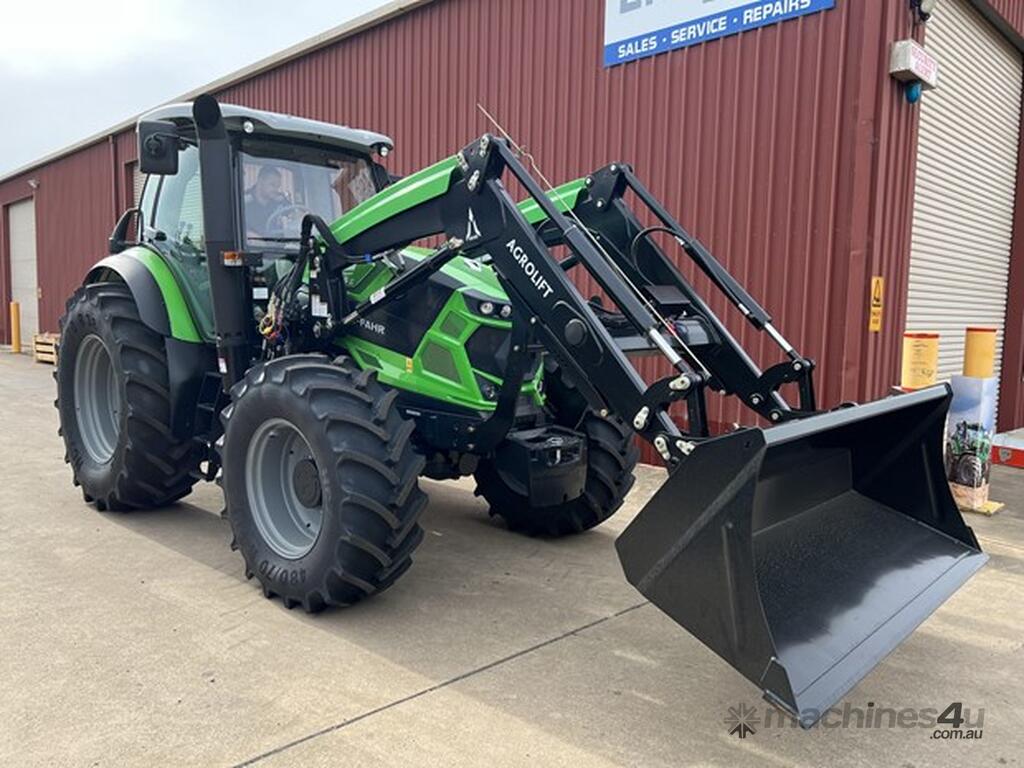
[321,136,711,462]
[522,165,819,425]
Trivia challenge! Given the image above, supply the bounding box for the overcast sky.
[0,0,391,176]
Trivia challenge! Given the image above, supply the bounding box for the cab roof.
[140,102,394,156]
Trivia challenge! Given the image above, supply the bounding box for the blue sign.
[604,0,837,67]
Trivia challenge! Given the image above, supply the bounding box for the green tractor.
[946,420,993,487]
[56,96,987,726]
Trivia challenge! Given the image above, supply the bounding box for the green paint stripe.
[132,249,202,342]
[518,179,588,225]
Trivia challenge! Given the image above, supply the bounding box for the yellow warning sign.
[869,276,884,333]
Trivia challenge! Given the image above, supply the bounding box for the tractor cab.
[122,99,542,423]
[117,101,394,339]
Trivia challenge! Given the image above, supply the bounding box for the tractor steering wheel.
[264,203,315,237]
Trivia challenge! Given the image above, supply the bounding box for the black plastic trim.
[86,252,171,337]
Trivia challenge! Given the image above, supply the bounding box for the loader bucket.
[616,386,987,727]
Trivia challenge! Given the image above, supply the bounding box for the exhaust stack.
[192,94,252,388]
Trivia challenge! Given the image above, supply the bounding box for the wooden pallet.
[33,333,59,365]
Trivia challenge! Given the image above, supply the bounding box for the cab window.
[147,143,214,338]
[240,140,376,248]
[153,144,204,258]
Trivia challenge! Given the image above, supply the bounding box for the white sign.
[890,39,940,90]
[604,0,837,67]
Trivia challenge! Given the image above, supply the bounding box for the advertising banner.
[604,0,837,66]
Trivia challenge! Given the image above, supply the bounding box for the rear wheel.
[475,361,639,536]
[56,282,202,510]
[219,355,427,611]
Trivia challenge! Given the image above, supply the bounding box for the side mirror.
[138,120,180,175]
[109,208,142,254]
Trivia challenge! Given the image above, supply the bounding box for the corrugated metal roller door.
[8,198,39,346]
[907,0,1023,394]
[131,162,144,205]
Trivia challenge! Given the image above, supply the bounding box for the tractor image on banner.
[54,96,986,727]
[946,375,998,511]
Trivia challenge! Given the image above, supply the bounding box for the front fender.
[86,248,202,343]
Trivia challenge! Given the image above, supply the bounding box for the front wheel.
[219,355,427,611]
[475,413,639,536]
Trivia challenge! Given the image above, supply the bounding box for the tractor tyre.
[219,355,427,611]
[539,356,589,427]
[56,282,202,511]
[475,412,639,537]
[954,454,985,488]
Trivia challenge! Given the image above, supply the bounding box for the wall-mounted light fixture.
[911,0,938,23]
[27,178,39,190]
[891,39,940,104]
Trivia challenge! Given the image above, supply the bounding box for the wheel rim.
[73,334,122,464]
[245,418,323,559]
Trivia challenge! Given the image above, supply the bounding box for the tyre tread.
[220,355,426,612]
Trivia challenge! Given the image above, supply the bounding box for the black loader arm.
[527,163,819,425]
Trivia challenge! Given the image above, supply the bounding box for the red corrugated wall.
[1001,118,1024,432]
[985,0,1024,36]
[0,139,122,342]
[986,0,1024,431]
[1,0,1020,432]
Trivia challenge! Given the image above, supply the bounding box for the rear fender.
[85,250,216,440]
[85,249,201,342]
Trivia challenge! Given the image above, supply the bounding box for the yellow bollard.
[901,332,939,390]
[963,327,997,378]
[9,301,21,354]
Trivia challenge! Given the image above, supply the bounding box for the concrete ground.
[1,351,1021,768]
